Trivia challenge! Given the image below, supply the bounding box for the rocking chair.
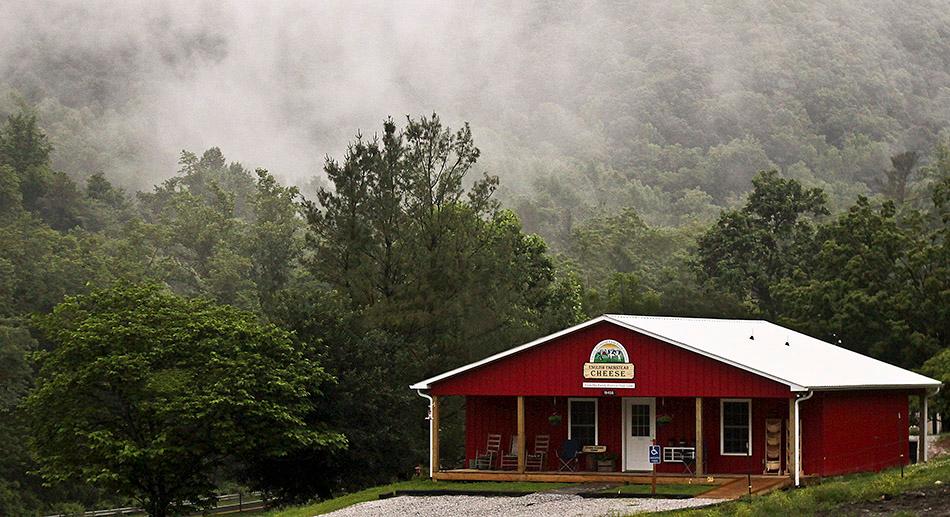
[526,434,550,471]
[500,435,520,470]
[473,433,501,470]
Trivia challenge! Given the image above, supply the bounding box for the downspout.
[416,389,434,478]
[794,390,814,487]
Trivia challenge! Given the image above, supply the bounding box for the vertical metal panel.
[598,397,622,470]
[464,396,517,468]
[803,390,911,476]
[800,392,823,475]
[655,397,697,474]
[691,397,790,474]
[432,321,793,398]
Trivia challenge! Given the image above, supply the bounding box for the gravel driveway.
[320,493,720,517]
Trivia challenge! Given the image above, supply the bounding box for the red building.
[411,315,940,485]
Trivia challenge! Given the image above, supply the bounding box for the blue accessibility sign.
[649,445,661,464]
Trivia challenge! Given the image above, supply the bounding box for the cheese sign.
[583,339,635,380]
[583,362,635,379]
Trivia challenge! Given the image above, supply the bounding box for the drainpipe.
[794,390,814,487]
[416,389,434,478]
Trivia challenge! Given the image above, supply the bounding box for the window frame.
[720,398,752,456]
[567,397,599,446]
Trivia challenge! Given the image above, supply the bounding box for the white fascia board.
[408,316,612,390]
[807,382,942,391]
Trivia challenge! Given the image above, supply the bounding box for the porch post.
[431,395,440,474]
[787,398,796,477]
[922,390,928,463]
[695,397,704,476]
[517,396,526,473]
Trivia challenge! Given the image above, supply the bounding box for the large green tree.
[302,113,582,483]
[0,323,39,516]
[305,114,579,373]
[563,207,744,317]
[26,284,344,517]
[777,176,948,367]
[697,170,828,316]
[919,348,950,428]
[0,110,87,230]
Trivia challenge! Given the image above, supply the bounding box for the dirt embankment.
[820,483,949,517]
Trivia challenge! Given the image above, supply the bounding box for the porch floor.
[701,475,792,499]
[438,468,779,483]
[434,470,791,499]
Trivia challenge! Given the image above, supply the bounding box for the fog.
[2,0,949,198]
[1,0,555,187]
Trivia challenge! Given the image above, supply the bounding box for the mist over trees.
[2,1,949,211]
[0,1,949,515]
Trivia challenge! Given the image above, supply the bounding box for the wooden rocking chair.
[500,435,520,470]
[526,434,550,471]
[473,433,502,470]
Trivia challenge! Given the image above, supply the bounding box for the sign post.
[649,443,661,496]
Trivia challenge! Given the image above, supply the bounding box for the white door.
[623,397,656,471]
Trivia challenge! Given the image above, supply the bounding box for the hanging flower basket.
[548,413,562,426]
[656,414,673,426]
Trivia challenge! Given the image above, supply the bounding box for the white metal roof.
[410,315,941,391]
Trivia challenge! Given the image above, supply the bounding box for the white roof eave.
[807,383,941,391]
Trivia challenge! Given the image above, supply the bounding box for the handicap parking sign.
[649,445,661,464]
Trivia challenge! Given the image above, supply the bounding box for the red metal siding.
[800,394,823,475]
[801,390,911,477]
[466,395,791,474]
[432,321,792,399]
[464,396,517,468]
[597,397,622,471]
[465,396,626,471]
[701,397,789,474]
[654,397,696,474]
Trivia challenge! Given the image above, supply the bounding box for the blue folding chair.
[557,438,581,471]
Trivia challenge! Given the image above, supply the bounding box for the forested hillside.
[0,1,949,515]
[1,106,947,516]
[2,1,949,219]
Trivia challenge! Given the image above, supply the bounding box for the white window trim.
[720,398,752,456]
[568,397,599,445]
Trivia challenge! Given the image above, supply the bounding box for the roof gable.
[411,315,940,391]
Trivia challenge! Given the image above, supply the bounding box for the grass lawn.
[598,483,716,497]
[262,480,574,516]
[658,455,950,516]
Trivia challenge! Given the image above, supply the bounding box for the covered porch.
[428,394,797,479]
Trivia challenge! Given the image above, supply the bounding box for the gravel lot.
[320,493,720,517]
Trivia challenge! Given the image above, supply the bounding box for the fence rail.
[43,492,266,517]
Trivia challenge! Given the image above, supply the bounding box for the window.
[568,398,598,446]
[630,403,651,437]
[721,399,751,455]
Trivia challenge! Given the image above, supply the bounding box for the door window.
[630,404,651,437]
